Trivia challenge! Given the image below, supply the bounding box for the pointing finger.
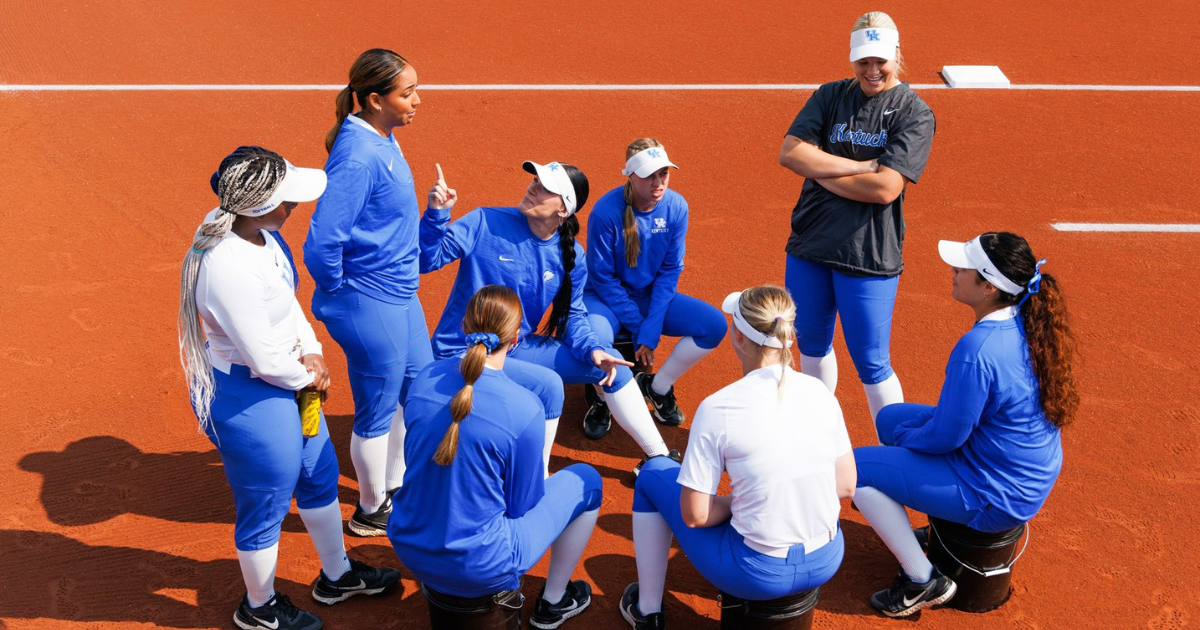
[435,163,445,184]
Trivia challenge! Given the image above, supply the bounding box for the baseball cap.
[722,291,791,349]
[938,236,1023,295]
[210,160,327,217]
[850,27,900,62]
[621,146,679,178]
[522,160,579,215]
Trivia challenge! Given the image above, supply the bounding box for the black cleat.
[234,592,322,630]
[311,558,401,605]
[913,525,930,551]
[347,496,391,537]
[529,580,592,629]
[633,449,682,477]
[582,387,612,440]
[869,566,957,617]
[619,583,665,629]
[636,372,685,426]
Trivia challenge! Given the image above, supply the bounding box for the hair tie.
[218,206,239,216]
[1017,259,1047,308]
[774,316,782,322]
[190,245,205,254]
[465,332,501,353]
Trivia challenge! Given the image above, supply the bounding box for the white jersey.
[195,213,321,391]
[677,365,851,553]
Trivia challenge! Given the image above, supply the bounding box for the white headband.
[237,160,328,217]
[938,236,1023,295]
[722,291,791,349]
[850,27,900,62]
[621,147,679,178]
[522,160,578,216]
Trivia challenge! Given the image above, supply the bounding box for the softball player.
[853,232,1077,617]
[778,11,936,432]
[421,161,677,474]
[581,139,727,437]
[179,147,399,630]
[389,285,601,629]
[620,286,855,629]
[303,49,433,536]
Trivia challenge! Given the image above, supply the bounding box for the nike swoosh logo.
[499,256,514,261]
[331,579,367,592]
[884,108,898,115]
[251,615,280,630]
[901,594,922,607]
[388,159,394,172]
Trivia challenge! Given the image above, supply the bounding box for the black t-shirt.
[784,79,936,277]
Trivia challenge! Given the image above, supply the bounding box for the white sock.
[542,417,560,479]
[236,545,279,608]
[854,486,932,582]
[350,433,389,513]
[652,337,712,395]
[632,511,673,615]
[385,405,407,491]
[543,508,598,604]
[298,499,352,581]
[864,373,904,440]
[604,381,669,457]
[800,351,838,393]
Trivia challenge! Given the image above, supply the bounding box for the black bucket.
[927,517,1027,613]
[718,588,820,629]
[612,330,641,374]
[422,581,523,630]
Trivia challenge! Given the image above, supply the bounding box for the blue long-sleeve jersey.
[303,115,421,303]
[421,206,603,362]
[584,187,688,349]
[389,358,545,596]
[891,317,1063,531]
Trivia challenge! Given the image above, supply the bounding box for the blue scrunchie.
[465,332,501,353]
[1017,259,1047,308]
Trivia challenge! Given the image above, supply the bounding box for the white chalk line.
[1052,223,1200,233]
[1,83,1199,92]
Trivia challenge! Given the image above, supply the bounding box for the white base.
[941,65,1011,88]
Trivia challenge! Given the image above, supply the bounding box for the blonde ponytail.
[737,285,797,393]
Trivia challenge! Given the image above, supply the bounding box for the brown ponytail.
[325,49,410,153]
[620,138,665,268]
[979,232,1079,428]
[433,286,524,465]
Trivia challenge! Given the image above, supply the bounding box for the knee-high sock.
[298,499,352,581]
[854,486,932,582]
[385,405,407,491]
[543,417,560,479]
[864,373,904,439]
[632,511,673,615]
[350,433,389,513]
[604,381,668,457]
[543,508,599,604]
[652,337,712,395]
[800,351,838,393]
[237,544,279,608]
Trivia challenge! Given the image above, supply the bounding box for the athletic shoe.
[529,580,592,629]
[913,525,930,551]
[619,583,665,629]
[632,449,682,477]
[582,385,612,440]
[347,496,391,537]
[311,558,402,605]
[234,592,322,630]
[869,566,957,617]
[635,372,685,426]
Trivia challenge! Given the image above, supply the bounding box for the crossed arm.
[778,135,908,205]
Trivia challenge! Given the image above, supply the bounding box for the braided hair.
[178,146,287,432]
[540,164,590,340]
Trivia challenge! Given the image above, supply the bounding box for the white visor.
[722,291,791,349]
[239,160,328,217]
[522,160,578,216]
[621,147,679,178]
[850,27,900,62]
[938,236,1023,295]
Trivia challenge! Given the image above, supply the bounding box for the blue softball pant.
[632,457,844,601]
[205,364,341,551]
[312,288,433,438]
[854,403,987,528]
[583,291,727,350]
[784,254,899,385]
[501,335,633,422]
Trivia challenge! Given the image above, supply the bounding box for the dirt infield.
[2,2,1199,629]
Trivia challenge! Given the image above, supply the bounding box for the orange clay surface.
[2,2,1199,629]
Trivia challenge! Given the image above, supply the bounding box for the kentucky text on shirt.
[829,124,889,147]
